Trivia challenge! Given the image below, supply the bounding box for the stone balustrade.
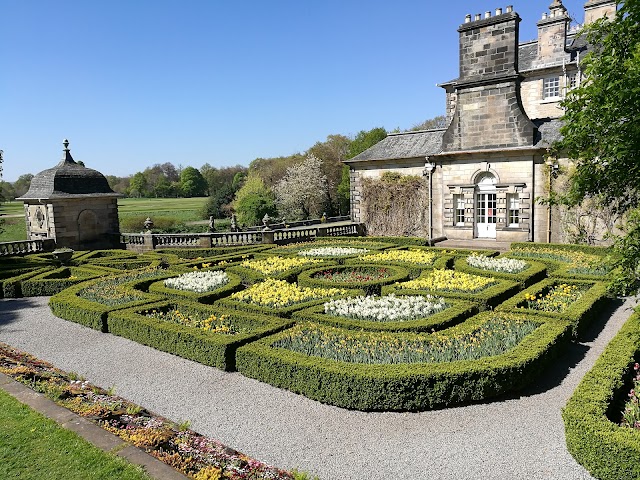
[0,238,56,256]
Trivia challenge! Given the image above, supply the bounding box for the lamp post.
[424,159,436,246]
[544,154,559,243]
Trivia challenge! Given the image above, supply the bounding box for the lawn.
[0,389,152,480]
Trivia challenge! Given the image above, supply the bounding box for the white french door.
[475,192,497,238]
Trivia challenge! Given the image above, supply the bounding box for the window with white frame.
[567,72,579,90]
[507,194,520,226]
[454,194,465,225]
[543,76,561,99]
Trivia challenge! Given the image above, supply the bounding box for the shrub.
[21,266,114,297]
[562,311,640,479]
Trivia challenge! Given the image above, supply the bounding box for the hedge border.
[148,270,244,304]
[154,244,274,260]
[236,311,572,411]
[297,263,410,296]
[453,257,548,288]
[292,297,478,333]
[382,274,521,310]
[562,310,640,480]
[495,278,610,336]
[48,270,176,332]
[107,300,293,371]
[20,265,118,297]
[549,263,615,282]
[1,267,56,298]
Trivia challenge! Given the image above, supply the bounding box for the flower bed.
[453,256,547,287]
[349,248,453,276]
[164,270,229,293]
[20,266,117,297]
[236,311,572,411]
[226,255,325,284]
[384,269,520,309]
[297,264,409,296]
[496,278,609,336]
[509,243,610,276]
[562,310,640,480]
[0,342,296,479]
[148,271,243,304]
[217,278,354,318]
[293,296,477,333]
[108,301,293,371]
[298,246,369,257]
[49,268,173,332]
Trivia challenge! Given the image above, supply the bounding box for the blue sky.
[1,0,587,182]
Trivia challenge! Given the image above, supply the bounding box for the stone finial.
[61,139,76,164]
[549,0,567,15]
[506,5,513,13]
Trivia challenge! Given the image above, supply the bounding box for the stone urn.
[52,248,74,265]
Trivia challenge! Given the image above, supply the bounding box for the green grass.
[0,217,27,242]
[0,201,24,216]
[0,389,152,480]
[118,197,207,216]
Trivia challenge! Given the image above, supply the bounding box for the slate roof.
[18,140,119,200]
[344,129,445,163]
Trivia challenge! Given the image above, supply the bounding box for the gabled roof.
[344,129,445,163]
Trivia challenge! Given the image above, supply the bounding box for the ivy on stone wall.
[361,172,427,237]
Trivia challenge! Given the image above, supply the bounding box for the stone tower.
[584,0,618,24]
[17,140,122,250]
[441,6,536,152]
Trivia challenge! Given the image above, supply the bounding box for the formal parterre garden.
[0,239,635,479]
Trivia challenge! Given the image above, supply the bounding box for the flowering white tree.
[275,154,328,220]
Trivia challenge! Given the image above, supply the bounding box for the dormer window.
[543,76,561,99]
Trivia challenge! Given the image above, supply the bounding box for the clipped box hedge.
[236,311,572,411]
[453,256,548,288]
[495,278,610,336]
[20,265,116,297]
[48,269,174,332]
[148,270,243,304]
[292,298,478,333]
[562,310,640,480]
[154,244,274,260]
[382,275,520,310]
[1,267,55,298]
[107,300,293,371]
[297,263,410,296]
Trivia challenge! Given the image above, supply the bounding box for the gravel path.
[0,296,637,480]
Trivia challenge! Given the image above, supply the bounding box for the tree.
[201,183,235,219]
[307,134,351,215]
[179,166,208,197]
[232,173,276,227]
[129,172,148,198]
[557,0,640,293]
[409,115,447,131]
[558,2,640,207]
[13,173,33,198]
[275,154,328,221]
[347,127,387,160]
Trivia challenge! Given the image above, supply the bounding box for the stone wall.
[25,197,120,250]
[520,77,565,120]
